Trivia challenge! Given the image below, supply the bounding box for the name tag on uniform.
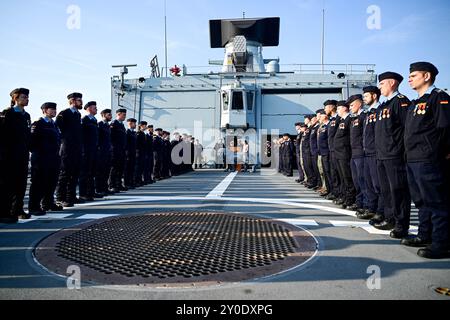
[339,123,345,129]
[353,119,359,127]
[331,121,336,127]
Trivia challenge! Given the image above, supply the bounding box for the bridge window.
[246,92,254,111]
[232,91,244,110]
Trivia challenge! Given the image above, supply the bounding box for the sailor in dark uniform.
[55,92,83,208]
[294,122,305,183]
[401,62,450,259]
[281,133,294,177]
[324,100,341,201]
[333,100,356,209]
[372,72,411,239]
[79,101,99,201]
[360,86,384,220]
[134,121,148,187]
[108,108,127,193]
[28,102,63,215]
[153,128,164,180]
[170,132,181,176]
[301,115,315,188]
[317,110,331,197]
[0,88,32,223]
[309,114,322,189]
[145,125,155,183]
[124,118,137,189]
[96,109,112,196]
[348,94,367,212]
[161,131,172,178]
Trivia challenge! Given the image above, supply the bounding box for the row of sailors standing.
[281,61,450,259]
[0,92,196,224]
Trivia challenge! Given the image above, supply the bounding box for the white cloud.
[362,14,426,45]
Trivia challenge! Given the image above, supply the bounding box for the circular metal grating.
[35,211,317,286]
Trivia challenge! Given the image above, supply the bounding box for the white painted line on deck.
[330,220,419,235]
[76,214,120,220]
[206,172,238,198]
[18,214,74,224]
[277,219,319,226]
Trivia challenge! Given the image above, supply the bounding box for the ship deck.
[0,170,449,300]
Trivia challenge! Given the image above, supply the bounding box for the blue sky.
[1,0,449,121]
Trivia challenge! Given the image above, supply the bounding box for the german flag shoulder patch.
[440,100,449,105]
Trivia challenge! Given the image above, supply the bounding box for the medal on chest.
[414,103,427,116]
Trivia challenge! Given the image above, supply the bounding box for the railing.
[183,63,376,75]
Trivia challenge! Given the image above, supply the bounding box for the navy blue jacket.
[310,124,320,156]
[350,112,366,158]
[374,93,410,160]
[318,123,329,156]
[334,114,352,160]
[405,88,450,162]
[363,107,379,157]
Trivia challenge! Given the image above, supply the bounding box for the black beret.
[148,124,154,128]
[67,92,82,100]
[295,122,302,126]
[317,110,326,115]
[300,124,307,128]
[163,131,170,135]
[323,99,338,106]
[84,101,97,110]
[127,118,137,123]
[155,128,163,132]
[282,133,291,137]
[337,100,349,107]
[363,86,381,96]
[41,102,57,110]
[116,108,127,114]
[100,109,112,115]
[139,121,148,126]
[347,94,363,105]
[410,62,439,76]
[10,88,30,97]
[315,109,324,114]
[378,72,403,83]
[304,115,313,120]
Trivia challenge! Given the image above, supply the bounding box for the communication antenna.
[164,0,168,77]
[321,1,325,74]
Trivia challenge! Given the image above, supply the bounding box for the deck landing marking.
[206,172,238,198]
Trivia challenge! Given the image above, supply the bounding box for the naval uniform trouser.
[79,150,97,198]
[134,153,145,185]
[296,151,305,181]
[4,157,28,215]
[329,151,341,198]
[350,157,366,209]
[407,161,449,251]
[336,158,356,206]
[96,149,111,194]
[109,149,125,189]
[364,155,384,215]
[56,150,81,203]
[302,150,314,185]
[321,154,332,193]
[310,153,321,187]
[153,151,162,179]
[29,156,60,210]
[124,154,136,187]
[376,158,411,233]
[283,156,293,176]
[445,159,450,247]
